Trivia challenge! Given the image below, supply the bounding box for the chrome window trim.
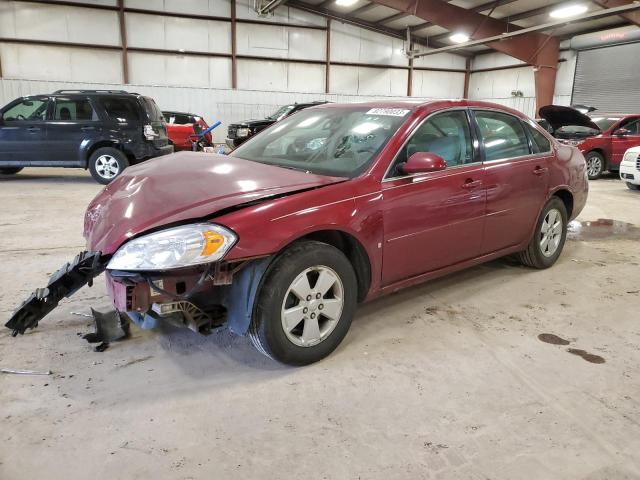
[382,107,480,182]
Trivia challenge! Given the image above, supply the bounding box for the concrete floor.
[1,168,639,480]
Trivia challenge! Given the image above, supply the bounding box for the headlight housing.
[236,127,251,138]
[107,224,236,271]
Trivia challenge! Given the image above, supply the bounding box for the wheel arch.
[85,141,134,168]
[552,188,574,219]
[285,229,372,303]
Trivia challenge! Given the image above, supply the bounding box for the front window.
[3,98,48,122]
[266,105,295,121]
[231,106,409,177]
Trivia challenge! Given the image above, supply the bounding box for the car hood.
[230,119,275,128]
[538,105,601,132]
[84,151,346,255]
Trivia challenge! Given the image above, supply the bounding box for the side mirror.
[614,128,631,136]
[400,152,447,175]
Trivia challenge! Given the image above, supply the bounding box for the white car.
[620,146,640,190]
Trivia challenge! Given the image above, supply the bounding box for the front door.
[46,96,102,166]
[0,97,49,165]
[473,110,550,254]
[611,118,640,169]
[382,109,486,285]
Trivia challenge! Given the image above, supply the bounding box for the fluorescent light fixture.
[449,33,470,44]
[335,0,358,6]
[549,3,588,18]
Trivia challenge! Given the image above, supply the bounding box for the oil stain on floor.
[538,333,571,345]
[567,348,606,364]
[568,219,640,241]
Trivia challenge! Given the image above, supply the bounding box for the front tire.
[249,241,358,366]
[0,167,23,175]
[626,182,640,191]
[585,151,605,180]
[518,197,568,269]
[89,147,129,184]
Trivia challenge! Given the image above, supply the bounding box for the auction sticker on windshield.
[366,108,410,117]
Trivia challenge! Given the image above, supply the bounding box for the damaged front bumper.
[5,251,271,339]
[5,251,108,336]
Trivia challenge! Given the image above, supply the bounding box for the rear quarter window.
[98,97,140,123]
[141,97,164,122]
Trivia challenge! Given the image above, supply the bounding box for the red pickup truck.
[539,105,640,179]
[162,111,212,151]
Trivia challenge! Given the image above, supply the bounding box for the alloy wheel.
[281,265,344,347]
[587,157,602,178]
[95,155,120,180]
[540,208,563,257]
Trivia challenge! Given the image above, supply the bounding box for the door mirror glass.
[614,128,631,136]
[401,152,447,174]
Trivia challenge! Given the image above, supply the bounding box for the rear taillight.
[143,124,158,140]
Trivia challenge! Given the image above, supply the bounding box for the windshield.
[266,105,295,121]
[231,106,410,177]
[591,117,620,131]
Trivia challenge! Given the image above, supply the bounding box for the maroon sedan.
[7,101,588,365]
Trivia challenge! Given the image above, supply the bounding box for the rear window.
[164,113,194,124]
[524,123,552,153]
[54,98,98,121]
[98,97,140,123]
[141,97,164,122]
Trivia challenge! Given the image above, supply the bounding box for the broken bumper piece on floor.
[5,251,107,336]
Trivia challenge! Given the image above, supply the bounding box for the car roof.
[589,113,638,118]
[310,99,529,117]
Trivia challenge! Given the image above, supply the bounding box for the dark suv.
[0,90,173,184]
[226,101,329,149]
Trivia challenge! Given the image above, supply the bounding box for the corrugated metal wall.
[0,0,469,140]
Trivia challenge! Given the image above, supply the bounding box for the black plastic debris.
[6,251,106,336]
[83,309,130,347]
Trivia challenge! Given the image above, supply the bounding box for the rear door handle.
[533,166,548,175]
[461,179,482,189]
[27,127,41,133]
[81,126,95,131]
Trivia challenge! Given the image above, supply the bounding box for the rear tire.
[89,147,129,184]
[249,241,358,366]
[626,182,640,191]
[518,197,568,269]
[0,167,23,175]
[585,151,605,180]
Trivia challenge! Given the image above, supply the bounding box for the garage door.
[572,42,640,113]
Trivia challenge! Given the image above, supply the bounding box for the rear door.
[473,110,550,254]
[0,97,49,165]
[46,96,102,165]
[611,117,640,168]
[381,109,486,285]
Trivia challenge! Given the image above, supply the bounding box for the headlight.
[236,127,250,137]
[107,224,236,271]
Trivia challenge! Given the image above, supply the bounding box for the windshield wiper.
[277,164,312,174]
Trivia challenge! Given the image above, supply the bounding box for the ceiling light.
[335,0,358,6]
[549,3,588,19]
[449,33,470,44]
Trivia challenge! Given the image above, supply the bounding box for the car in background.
[620,146,640,190]
[163,111,212,151]
[225,101,329,149]
[0,90,173,184]
[8,100,588,365]
[539,105,640,180]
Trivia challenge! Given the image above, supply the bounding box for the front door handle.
[27,127,41,133]
[461,179,482,189]
[533,166,549,175]
[81,126,95,131]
